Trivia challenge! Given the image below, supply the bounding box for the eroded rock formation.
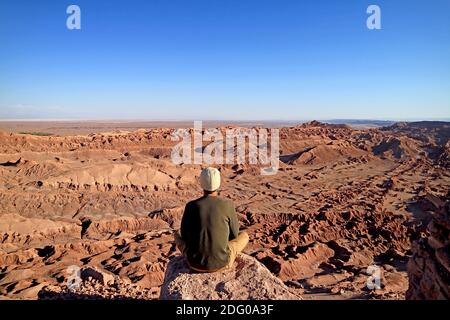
[159,254,301,300]
[0,121,449,299]
[406,198,450,300]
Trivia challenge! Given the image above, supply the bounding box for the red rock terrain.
[406,198,449,299]
[0,121,448,300]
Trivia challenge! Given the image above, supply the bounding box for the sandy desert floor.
[0,120,448,300]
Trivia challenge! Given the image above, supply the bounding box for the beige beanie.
[199,167,221,191]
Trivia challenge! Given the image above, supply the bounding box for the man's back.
[180,195,239,271]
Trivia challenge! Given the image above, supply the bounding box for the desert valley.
[0,120,448,300]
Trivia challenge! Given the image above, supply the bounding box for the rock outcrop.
[406,200,450,300]
[159,254,301,300]
[39,266,159,300]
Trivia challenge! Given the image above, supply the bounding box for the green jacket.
[180,195,239,270]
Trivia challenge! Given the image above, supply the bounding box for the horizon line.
[0,118,449,123]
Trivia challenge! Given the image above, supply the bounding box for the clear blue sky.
[0,0,449,120]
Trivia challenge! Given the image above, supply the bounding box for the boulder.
[159,254,301,300]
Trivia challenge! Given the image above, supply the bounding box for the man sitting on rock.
[175,167,249,272]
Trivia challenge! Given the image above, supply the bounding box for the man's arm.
[180,202,191,241]
[228,202,239,240]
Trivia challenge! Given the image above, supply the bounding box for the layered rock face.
[406,200,450,300]
[160,254,300,300]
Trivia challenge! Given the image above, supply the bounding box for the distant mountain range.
[323,119,450,129]
[324,119,396,126]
